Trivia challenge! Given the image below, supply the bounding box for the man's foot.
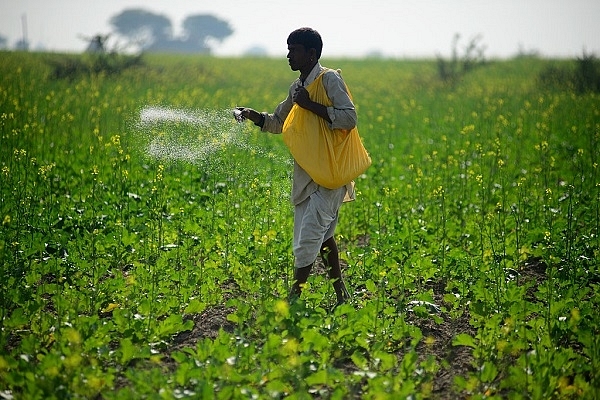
[333,281,351,304]
[330,297,354,314]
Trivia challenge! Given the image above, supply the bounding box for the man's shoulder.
[322,67,344,80]
[321,68,346,88]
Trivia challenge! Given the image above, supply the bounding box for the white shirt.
[261,62,358,204]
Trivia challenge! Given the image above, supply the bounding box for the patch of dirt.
[406,284,476,399]
[171,280,239,351]
[519,256,548,300]
[172,305,235,351]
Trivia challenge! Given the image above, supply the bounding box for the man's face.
[287,43,313,72]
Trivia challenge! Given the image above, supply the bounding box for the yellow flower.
[274,300,289,318]
[461,124,475,135]
[64,353,82,369]
[65,327,82,345]
[496,340,509,354]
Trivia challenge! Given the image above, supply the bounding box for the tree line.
[0,8,234,54]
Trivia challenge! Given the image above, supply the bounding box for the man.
[237,27,356,306]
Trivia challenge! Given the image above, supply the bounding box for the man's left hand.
[293,86,311,109]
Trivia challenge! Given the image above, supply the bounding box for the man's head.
[287,27,323,60]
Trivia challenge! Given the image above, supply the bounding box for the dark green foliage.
[574,51,600,93]
[47,52,143,80]
[537,50,600,93]
[436,33,487,86]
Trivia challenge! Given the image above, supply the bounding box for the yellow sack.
[282,70,371,189]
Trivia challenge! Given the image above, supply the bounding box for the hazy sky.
[1,0,599,58]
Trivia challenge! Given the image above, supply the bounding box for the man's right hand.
[235,107,261,124]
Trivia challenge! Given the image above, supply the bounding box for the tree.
[181,14,233,53]
[109,9,233,54]
[0,34,7,49]
[110,9,172,50]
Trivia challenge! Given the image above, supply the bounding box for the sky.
[1,0,599,59]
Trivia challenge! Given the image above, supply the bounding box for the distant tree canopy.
[0,35,7,49]
[109,8,233,54]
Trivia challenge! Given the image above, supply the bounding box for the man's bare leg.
[289,264,312,301]
[320,236,350,304]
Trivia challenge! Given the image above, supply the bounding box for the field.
[1,51,599,399]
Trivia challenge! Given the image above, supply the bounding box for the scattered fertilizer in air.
[133,105,285,166]
[135,106,240,164]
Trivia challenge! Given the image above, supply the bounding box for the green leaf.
[156,314,191,337]
[184,298,206,314]
[266,379,289,396]
[6,308,29,329]
[480,361,498,383]
[400,349,418,373]
[226,313,240,324]
[305,369,328,385]
[365,279,377,293]
[351,351,368,369]
[452,333,477,348]
[119,338,136,364]
[372,350,397,372]
[355,335,370,350]
[443,293,459,305]
[302,329,329,352]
